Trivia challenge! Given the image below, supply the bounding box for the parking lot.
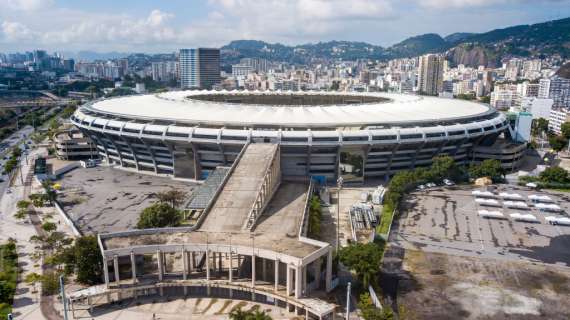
[392,184,570,267]
[57,166,196,234]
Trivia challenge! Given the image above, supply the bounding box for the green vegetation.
[229,306,272,320]
[549,135,568,152]
[520,167,570,190]
[455,93,476,101]
[358,293,395,320]
[0,240,18,318]
[468,159,505,182]
[532,118,549,137]
[57,236,103,285]
[3,146,22,175]
[307,195,322,238]
[339,239,385,287]
[137,203,182,229]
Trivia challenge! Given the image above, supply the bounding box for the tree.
[539,166,569,184]
[137,203,181,229]
[17,200,30,210]
[358,293,395,320]
[561,122,570,139]
[59,236,103,285]
[549,135,568,152]
[229,306,272,320]
[156,189,186,209]
[428,155,459,182]
[41,222,57,233]
[339,240,385,287]
[532,118,549,137]
[308,196,322,238]
[469,159,504,182]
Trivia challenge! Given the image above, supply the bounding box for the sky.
[0,0,569,53]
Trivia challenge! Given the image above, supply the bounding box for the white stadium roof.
[85,91,494,127]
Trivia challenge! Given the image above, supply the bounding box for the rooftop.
[83,91,494,128]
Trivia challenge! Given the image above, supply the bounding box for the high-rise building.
[179,48,221,89]
[418,54,444,96]
[549,108,570,135]
[539,76,570,108]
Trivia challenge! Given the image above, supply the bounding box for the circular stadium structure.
[71,90,508,182]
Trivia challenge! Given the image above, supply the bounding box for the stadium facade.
[71,91,509,183]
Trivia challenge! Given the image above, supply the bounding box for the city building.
[179,48,221,89]
[520,97,553,119]
[232,64,254,77]
[54,129,98,160]
[539,75,570,108]
[71,91,509,182]
[418,54,444,95]
[549,108,570,135]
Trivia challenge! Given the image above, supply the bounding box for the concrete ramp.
[199,143,279,232]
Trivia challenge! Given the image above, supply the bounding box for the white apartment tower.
[418,54,445,96]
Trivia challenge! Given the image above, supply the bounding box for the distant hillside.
[221,16,570,67]
[556,62,570,79]
[385,33,447,58]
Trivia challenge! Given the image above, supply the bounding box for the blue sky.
[1,0,569,53]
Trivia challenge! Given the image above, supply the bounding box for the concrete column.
[229,251,233,282]
[314,258,322,288]
[251,255,256,287]
[157,250,164,281]
[262,258,267,281]
[295,266,302,298]
[182,250,188,280]
[218,253,223,273]
[326,250,333,292]
[130,252,137,284]
[113,255,120,285]
[274,260,279,292]
[286,266,292,296]
[190,252,195,271]
[212,252,216,273]
[103,258,110,287]
[302,265,307,294]
[206,250,210,281]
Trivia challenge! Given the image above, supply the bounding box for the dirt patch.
[396,250,570,320]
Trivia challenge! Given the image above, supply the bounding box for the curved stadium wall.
[70,91,509,181]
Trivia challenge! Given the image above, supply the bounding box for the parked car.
[426,182,437,188]
[417,184,426,191]
[443,179,455,186]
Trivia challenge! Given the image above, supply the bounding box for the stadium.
[71,90,509,183]
[65,91,515,318]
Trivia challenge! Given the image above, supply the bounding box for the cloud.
[1,21,35,41]
[0,0,53,11]
[207,0,394,42]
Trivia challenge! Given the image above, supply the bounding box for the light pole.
[336,176,343,252]
[345,282,351,320]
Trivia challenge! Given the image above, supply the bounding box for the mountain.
[385,33,447,58]
[222,40,385,65]
[556,62,570,79]
[220,16,570,67]
[444,33,476,43]
[444,17,570,66]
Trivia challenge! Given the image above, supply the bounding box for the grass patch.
[377,206,395,235]
[0,241,18,319]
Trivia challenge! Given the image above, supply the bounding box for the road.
[0,125,35,196]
